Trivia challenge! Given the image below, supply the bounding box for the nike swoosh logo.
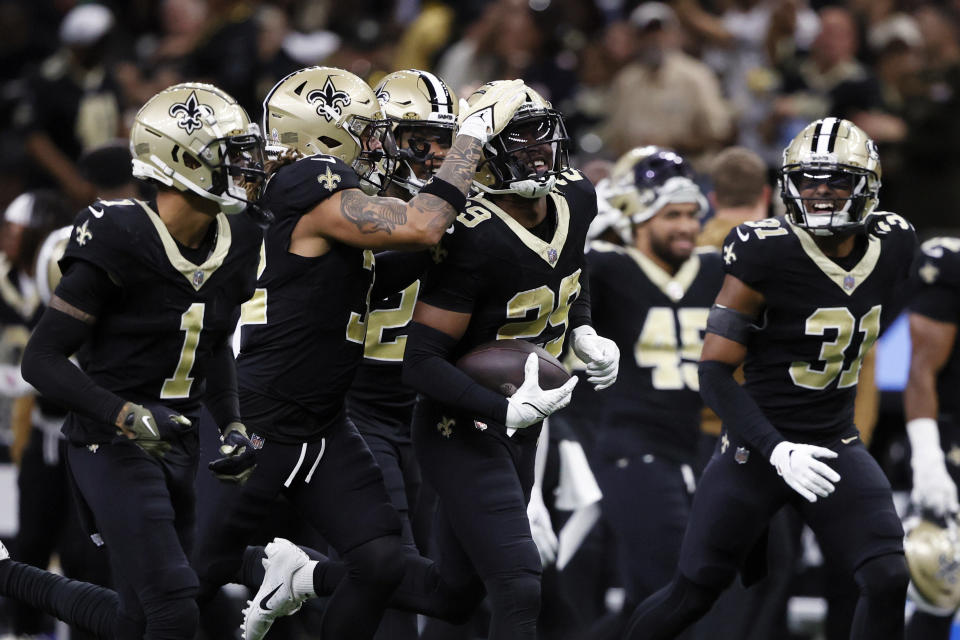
[736,228,750,242]
[260,584,282,611]
[309,156,336,163]
[141,416,158,437]
[841,436,858,444]
[87,206,104,218]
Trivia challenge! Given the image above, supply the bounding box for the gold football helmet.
[374,69,458,196]
[604,146,706,228]
[262,66,396,194]
[130,83,265,214]
[471,82,569,199]
[905,516,960,615]
[780,117,881,235]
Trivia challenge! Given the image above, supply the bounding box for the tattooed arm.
[295,135,483,252]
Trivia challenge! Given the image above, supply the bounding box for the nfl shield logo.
[547,248,558,264]
[735,446,750,464]
[843,275,855,291]
[250,434,264,450]
[193,270,205,287]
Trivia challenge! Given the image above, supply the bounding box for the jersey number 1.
[161,303,205,399]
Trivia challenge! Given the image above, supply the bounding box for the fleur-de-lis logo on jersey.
[723,243,737,265]
[75,220,92,246]
[437,416,455,438]
[307,77,351,123]
[168,91,215,135]
[318,167,341,191]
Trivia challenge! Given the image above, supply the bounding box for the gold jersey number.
[789,305,881,390]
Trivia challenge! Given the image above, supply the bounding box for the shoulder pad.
[60,198,147,279]
[720,217,793,286]
[588,239,627,255]
[262,155,360,218]
[918,237,960,286]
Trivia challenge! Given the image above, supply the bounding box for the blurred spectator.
[676,0,820,166]
[768,6,887,149]
[599,3,732,171]
[12,4,122,209]
[187,0,260,114]
[435,0,577,102]
[889,5,960,234]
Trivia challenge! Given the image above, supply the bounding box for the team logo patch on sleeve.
[75,220,93,246]
[437,416,455,438]
[723,243,737,265]
[169,91,215,135]
[318,167,342,190]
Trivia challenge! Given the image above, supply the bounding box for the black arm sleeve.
[371,250,433,300]
[202,335,240,431]
[698,359,784,458]
[568,271,592,331]
[21,262,125,427]
[402,321,508,424]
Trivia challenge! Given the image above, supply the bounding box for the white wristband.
[907,417,943,459]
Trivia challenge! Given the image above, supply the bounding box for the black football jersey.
[345,280,420,435]
[58,198,261,443]
[722,214,917,441]
[417,168,596,422]
[588,242,724,464]
[909,237,960,419]
[236,155,374,443]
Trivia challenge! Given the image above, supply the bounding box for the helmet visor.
[200,131,267,201]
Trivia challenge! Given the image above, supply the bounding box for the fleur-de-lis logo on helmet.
[307,77,351,123]
[168,91,215,135]
[375,87,390,104]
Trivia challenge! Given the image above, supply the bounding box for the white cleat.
[0,539,8,561]
[242,538,310,640]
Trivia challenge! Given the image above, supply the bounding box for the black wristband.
[419,177,467,213]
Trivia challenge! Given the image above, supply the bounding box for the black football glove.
[208,422,257,484]
[115,401,192,458]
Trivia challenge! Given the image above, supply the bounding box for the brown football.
[455,339,571,396]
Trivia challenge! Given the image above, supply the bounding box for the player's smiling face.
[796,170,854,217]
[503,118,556,178]
[645,202,701,267]
[397,126,452,180]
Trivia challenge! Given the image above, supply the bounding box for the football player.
[586,146,721,637]
[624,118,917,640]
[238,82,619,640]
[187,67,531,640]
[345,67,459,640]
[399,82,617,640]
[17,82,266,640]
[902,235,960,638]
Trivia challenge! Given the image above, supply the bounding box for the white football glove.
[769,441,841,503]
[907,418,959,516]
[527,490,558,567]
[571,326,620,390]
[505,353,578,429]
[457,80,527,145]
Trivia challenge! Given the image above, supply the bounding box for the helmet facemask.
[475,108,570,199]
[781,162,878,236]
[344,115,398,195]
[388,123,454,197]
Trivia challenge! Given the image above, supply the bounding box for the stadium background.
[0,0,958,637]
